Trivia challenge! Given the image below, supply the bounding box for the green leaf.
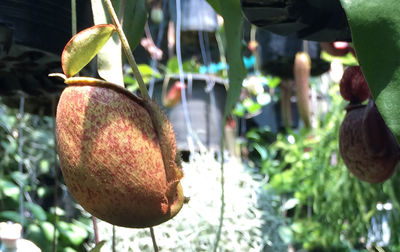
[232,103,245,117]
[267,76,281,89]
[165,57,199,74]
[62,24,115,77]
[339,0,400,144]
[320,51,358,66]
[242,98,261,114]
[215,0,247,119]
[0,179,19,201]
[57,221,88,246]
[124,0,147,50]
[25,202,47,221]
[0,211,21,223]
[206,0,221,15]
[138,64,162,83]
[26,224,52,252]
[40,221,56,242]
[62,247,78,252]
[89,240,107,252]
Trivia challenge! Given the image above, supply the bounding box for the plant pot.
[256,30,330,78]
[241,0,351,42]
[153,73,227,152]
[0,0,92,114]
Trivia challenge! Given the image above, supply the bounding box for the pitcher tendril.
[104,0,150,99]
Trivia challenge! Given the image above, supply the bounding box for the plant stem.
[150,227,159,252]
[17,97,24,231]
[71,0,77,36]
[92,216,99,244]
[51,96,58,252]
[104,0,150,100]
[213,135,225,252]
[112,225,116,252]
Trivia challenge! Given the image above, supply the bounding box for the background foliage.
[245,82,400,251]
[0,100,91,251]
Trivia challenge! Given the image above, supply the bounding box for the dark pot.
[257,30,330,78]
[0,0,92,114]
[153,73,227,152]
[241,0,351,42]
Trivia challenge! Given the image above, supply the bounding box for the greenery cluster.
[245,83,400,251]
[0,101,91,251]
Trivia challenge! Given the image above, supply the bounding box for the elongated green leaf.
[213,0,246,119]
[0,211,21,223]
[125,0,147,51]
[62,24,115,77]
[340,0,400,144]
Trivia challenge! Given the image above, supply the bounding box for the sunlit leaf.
[40,221,56,241]
[0,179,19,201]
[57,221,88,246]
[242,98,261,114]
[62,24,115,77]
[267,76,281,89]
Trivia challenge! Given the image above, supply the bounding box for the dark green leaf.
[340,0,400,144]
[125,0,147,50]
[206,0,221,14]
[0,211,21,223]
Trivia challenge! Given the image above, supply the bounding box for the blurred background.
[0,0,398,251]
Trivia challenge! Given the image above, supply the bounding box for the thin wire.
[18,96,25,231]
[199,31,209,67]
[204,32,213,68]
[149,0,168,98]
[175,0,195,142]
